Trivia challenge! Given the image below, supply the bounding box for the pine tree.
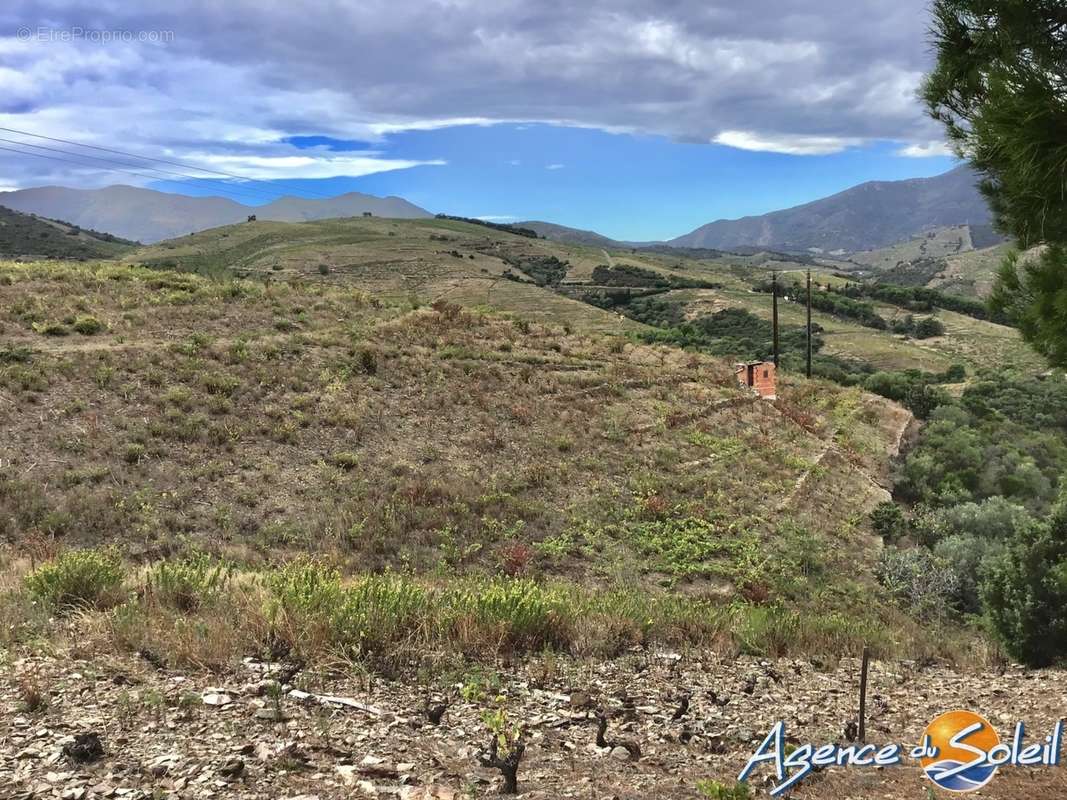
[923,1,1067,365]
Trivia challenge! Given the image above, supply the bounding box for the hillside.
[0,185,431,243]
[0,256,916,621]
[670,165,991,253]
[124,215,1037,375]
[2,220,1062,800]
[517,220,624,247]
[0,204,136,259]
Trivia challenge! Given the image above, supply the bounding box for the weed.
[144,553,234,612]
[328,451,360,471]
[25,549,126,612]
[72,315,105,335]
[696,779,751,799]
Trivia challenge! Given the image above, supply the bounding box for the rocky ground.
[2,650,1065,799]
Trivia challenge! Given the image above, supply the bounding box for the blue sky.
[152,123,958,241]
[3,0,958,241]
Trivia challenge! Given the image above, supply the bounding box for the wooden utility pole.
[771,271,780,368]
[806,269,813,378]
[858,645,870,744]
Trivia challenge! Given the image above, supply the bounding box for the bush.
[145,553,234,612]
[72,315,105,335]
[870,502,907,542]
[876,548,960,620]
[445,578,568,652]
[25,549,125,612]
[982,505,1067,666]
[266,561,428,657]
[933,534,1003,614]
[354,347,378,375]
[913,317,946,339]
[328,451,360,471]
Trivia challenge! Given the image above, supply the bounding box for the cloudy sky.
[1,0,957,239]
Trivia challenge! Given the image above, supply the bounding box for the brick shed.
[735,360,777,400]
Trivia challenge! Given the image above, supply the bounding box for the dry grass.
[8,550,976,672]
[0,259,904,605]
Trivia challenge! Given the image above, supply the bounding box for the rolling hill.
[670,165,993,253]
[0,204,136,259]
[123,214,1036,375]
[0,184,431,243]
[517,220,623,247]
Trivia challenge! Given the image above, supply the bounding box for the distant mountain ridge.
[0,185,431,243]
[517,220,622,248]
[669,166,992,253]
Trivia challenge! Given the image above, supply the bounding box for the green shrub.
[737,605,801,657]
[266,561,428,656]
[445,578,569,651]
[145,553,234,612]
[333,575,428,653]
[982,505,1067,666]
[25,549,125,611]
[354,347,378,375]
[697,779,751,800]
[201,372,240,397]
[870,501,907,542]
[72,315,105,335]
[328,451,360,471]
[913,316,946,339]
[36,321,70,336]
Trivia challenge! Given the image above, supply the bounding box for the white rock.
[202,691,233,707]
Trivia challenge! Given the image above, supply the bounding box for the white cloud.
[507,159,521,166]
[896,140,954,158]
[713,130,862,156]
[192,151,446,180]
[475,214,517,221]
[0,0,947,185]
[545,163,565,170]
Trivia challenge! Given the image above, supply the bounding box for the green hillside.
[0,204,136,259]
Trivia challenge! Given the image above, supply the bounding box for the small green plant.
[696,778,751,799]
[72,315,105,335]
[328,451,360,471]
[354,346,378,375]
[35,321,70,336]
[201,372,241,397]
[145,553,234,612]
[25,549,125,612]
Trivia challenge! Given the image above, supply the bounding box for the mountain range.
[667,165,992,252]
[0,165,995,253]
[0,185,430,243]
[523,165,995,254]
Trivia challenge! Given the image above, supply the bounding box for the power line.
[0,125,340,201]
[0,142,294,206]
[0,136,299,205]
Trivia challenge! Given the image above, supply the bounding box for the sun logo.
[920,710,1000,792]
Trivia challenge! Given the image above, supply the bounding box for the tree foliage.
[982,499,1067,666]
[923,1,1067,364]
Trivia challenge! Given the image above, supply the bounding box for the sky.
[0,0,959,240]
